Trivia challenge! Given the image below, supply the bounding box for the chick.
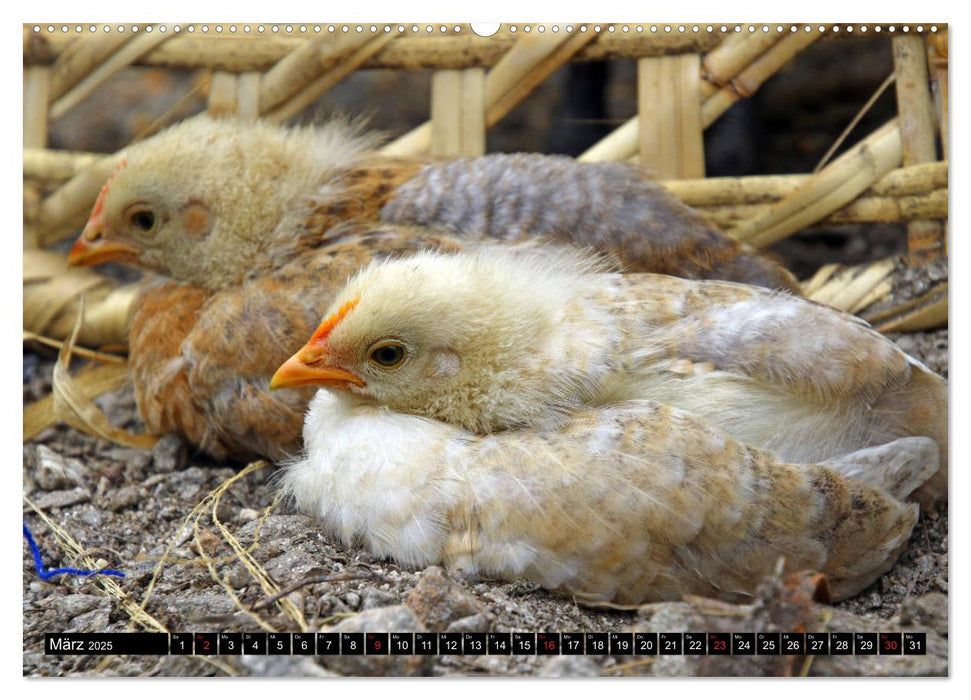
[272,247,947,504]
[68,115,799,292]
[65,116,799,460]
[280,389,937,604]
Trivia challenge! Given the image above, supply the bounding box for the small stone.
[362,587,398,610]
[152,434,187,473]
[105,447,152,474]
[344,592,361,609]
[56,594,103,619]
[33,488,90,510]
[33,445,91,491]
[237,508,260,523]
[445,612,490,633]
[65,606,111,633]
[406,566,483,631]
[102,485,141,512]
[224,564,250,589]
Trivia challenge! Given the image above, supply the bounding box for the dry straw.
[47,299,157,449]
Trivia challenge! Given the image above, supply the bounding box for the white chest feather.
[280,391,464,567]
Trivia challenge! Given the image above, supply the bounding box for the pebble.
[237,508,260,523]
[33,488,90,510]
[152,434,187,473]
[56,594,103,619]
[34,445,91,491]
[102,485,142,512]
[362,587,398,610]
[445,612,490,633]
[406,566,483,631]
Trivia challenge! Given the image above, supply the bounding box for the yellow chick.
[279,389,937,604]
[272,247,947,504]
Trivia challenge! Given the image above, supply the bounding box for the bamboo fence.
[22,23,948,440]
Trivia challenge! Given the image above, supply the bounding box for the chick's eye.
[368,342,406,369]
[131,210,156,232]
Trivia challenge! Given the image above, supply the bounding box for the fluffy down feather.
[281,390,937,604]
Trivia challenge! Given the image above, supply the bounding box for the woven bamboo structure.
[23,22,948,360]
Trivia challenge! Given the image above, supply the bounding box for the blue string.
[23,522,125,580]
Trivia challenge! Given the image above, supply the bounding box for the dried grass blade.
[24,361,128,441]
[50,300,158,450]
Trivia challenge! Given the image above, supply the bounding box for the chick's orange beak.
[68,215,141,267]
[271,297,364,391]
[270,346,365,392]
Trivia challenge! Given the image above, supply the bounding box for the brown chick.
[279,389,938,604]
[66,115,798,461]
[271,247,947,505]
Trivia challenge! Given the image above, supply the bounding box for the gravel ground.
[22,309,948,677]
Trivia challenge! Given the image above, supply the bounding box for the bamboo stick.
[578,115,638,162]
[383,31,596,156]
[893,34,944,262]
[702,31,820,128]
[661,162,946,206]
[928,29,948,160]
[49,31,171,120]
[801,263,840,297]
[867,282,947,333]
[582,29,815,163]
[259,35,338,114]
[237,72,262,119]
[731,120,902,248]
[700,29,783,99]
[23,148,103,181]
[461,68,486,156]
[379,123,432,157]
[429,67,488,156]
[431,70,463,156]
[23,63,50,249]
[702,189,945,231]
[49,34,130,102]
[264,32,395,123]
[29,30,723,72]
[207,70,238,116]
[485,29,599,127]
[638,53,704,178]
[24,66,50,147]
[851,280,894,315]
[36,154,123,244]
[810,259,895,312]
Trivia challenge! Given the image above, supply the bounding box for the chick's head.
[271,248,593,433]
[68,115,378,289]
